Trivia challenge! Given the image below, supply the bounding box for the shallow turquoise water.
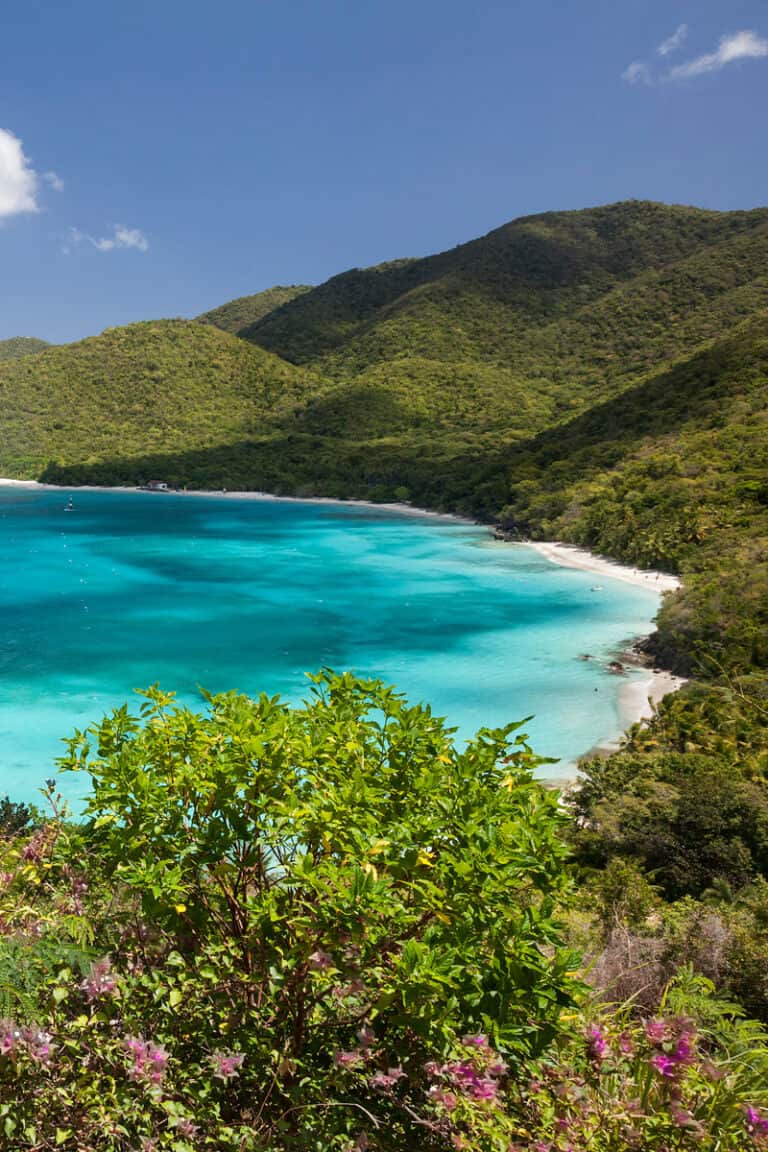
[0,488,662,804]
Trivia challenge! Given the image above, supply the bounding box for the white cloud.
[658,24,688,57]
[64,224,149,254]
[0,128,39,219]
[622,60,653,85]
[669,30,768,79]
[42,170,64,192]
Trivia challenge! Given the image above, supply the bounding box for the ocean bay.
[0,487,664,804]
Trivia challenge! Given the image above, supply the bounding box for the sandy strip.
[520,541,686,763]
[524,540,681,593]
[583,669,688,762]
[619,670,687,729]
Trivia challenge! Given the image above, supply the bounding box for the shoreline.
[0,479,686,768]
[0,478,477,524]
[524,540,681,593]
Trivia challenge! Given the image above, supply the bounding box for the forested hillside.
[4,202,768,1149]
[0,319,320,478]
[0,336,50,361]
[197,284,312,335]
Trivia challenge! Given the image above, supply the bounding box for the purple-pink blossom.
[673,1033,694,1064]
[746,1106,768,1135]
[429,1086,458,1111]
[447,1061,498,1101]
[125,1037,169,1085]
[334,1049,364,1070]
[81,957,117,1002]
[651,1053,676,1079]
[369,1066,405,1092]
[174,1119,199,1138]
[209,1049,244,1080]
[461,1033,489,1049]
[25,1028,55,1064]
[587,1025,607,1061]
[645,1019,667,1044]
[0,1019,21,1056]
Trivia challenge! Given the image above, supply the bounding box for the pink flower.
[174,1119,199,1138]
[0,1020,21,1056]
[81,957,117,1002]
[25,1028,55,1064]
[357,1026,375,1049]
[651,1053,676,1078]
[370,1067,405,1092]
[125,1037,169,1085]
[673,1033,694,1064]
[746,1106,768,1135]
[429,1086,458,1111]
[446,1061,498,1100]
[587,1025,607,1061]
[308,949,333,971]
[472,1077,498,1100]
[645,1019,667,1044]
[334,1049,364,1070]
[461,1033,489,1049]
[209,1050,244,1080]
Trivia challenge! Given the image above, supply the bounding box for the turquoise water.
[0,488,662,804]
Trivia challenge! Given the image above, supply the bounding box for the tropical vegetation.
[2,198,768,1146]
[2,676,768,1150]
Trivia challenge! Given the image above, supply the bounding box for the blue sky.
[1,0,766,343]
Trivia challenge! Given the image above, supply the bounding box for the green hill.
[197,285,312,335]
[0,336,50,361]
[243,201,768,416]
[0,319,320,480]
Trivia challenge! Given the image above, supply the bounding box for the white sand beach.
[524,540,681,593]
[522,538,686,755]
[618,668,687,730]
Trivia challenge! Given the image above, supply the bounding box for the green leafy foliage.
[0,674,583,1150]
[0,681,764,1148]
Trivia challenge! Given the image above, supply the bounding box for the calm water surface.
[0,489,663,803]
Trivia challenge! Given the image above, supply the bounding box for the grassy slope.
[0,337,50,361]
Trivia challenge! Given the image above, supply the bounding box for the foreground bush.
[2,674,767,1150]
[0,673,578,1150]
